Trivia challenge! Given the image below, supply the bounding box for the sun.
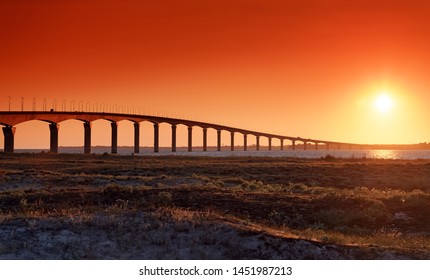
[374,93,394,113]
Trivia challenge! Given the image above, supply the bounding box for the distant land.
[64,143,430,150]
[234,143,430,150]
[290,142,430,150]
[351,143,430,150]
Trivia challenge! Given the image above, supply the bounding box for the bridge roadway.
[0,111,361,153]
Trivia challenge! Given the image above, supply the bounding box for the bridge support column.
[111,122,118,154]
[203,128,207,152]
[315,143,318,150]
[280,139,284,151]
[171,124,177,152]
[292,140,295,150]
[304,142,307,150]
[83,122,91,154]
[188,126,193,152]
[49,123,59,153]
[256,136,260,151]
[243,134,247,151]
[268,138,272,151]
[153,123,159,153]
[2,126,16,153]
[217,130,221,151]
[326,144,330,150]
[134,123,140,154]
[338,144,341,150]
[230,132,235,151]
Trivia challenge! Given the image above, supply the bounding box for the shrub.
[268,209,308,229]
[403,193,430,209]
[240,180,264,191]
[374,226,401,238]
[191,174,211,182]
[155,191,174,206]
[321,154,336,160]
[288,183,309,194]
[315,197,390,230]
[102,183,134,194]
[316,209,354,228]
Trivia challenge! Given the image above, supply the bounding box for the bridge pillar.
[338,144,341,150]
[188,126,193,152]
[83,122,91,154]
[280,139,284,151]
[243,134,247,151]
[217,130,221,151]
[256,136,260,151]
[203,128,207,152]
[153,123,159,153]
[134,123,140,154]
[304,142,307,150]
[326,143,329,150]
[49,123,59,153]
[111,122,118,154]
[171,124,177,152]
[2,126,16,153]
[292,140,295,150]
[315,143,318,150]
[230,132,235,151]
[268,138,272,151]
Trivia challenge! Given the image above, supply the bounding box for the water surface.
[14,147,430,160]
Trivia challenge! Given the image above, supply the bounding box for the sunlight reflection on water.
[368,150,397,159]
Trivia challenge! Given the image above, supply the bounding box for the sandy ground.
[0,210,416,260]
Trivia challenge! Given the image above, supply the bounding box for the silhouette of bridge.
[0,111,362,153]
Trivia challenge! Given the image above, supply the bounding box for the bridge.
[0,111,362,153]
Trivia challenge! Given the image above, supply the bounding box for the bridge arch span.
[9,120,51,151]
[58,119,86,150]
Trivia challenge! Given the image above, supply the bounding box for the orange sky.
[1,0,430,148]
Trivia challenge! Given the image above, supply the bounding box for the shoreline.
[5,147,430,160]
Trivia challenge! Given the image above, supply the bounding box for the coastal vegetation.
[0,153,429,259]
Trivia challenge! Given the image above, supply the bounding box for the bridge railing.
[3,97,283,136]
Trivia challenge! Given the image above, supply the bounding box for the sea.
[12,146,430,160]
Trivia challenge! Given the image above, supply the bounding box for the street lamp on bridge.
[61,100,66,111]
[7,96,11,111]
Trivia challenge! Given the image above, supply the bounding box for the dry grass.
[0,153,430,259]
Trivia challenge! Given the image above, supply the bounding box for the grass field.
[0,153,430,259]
